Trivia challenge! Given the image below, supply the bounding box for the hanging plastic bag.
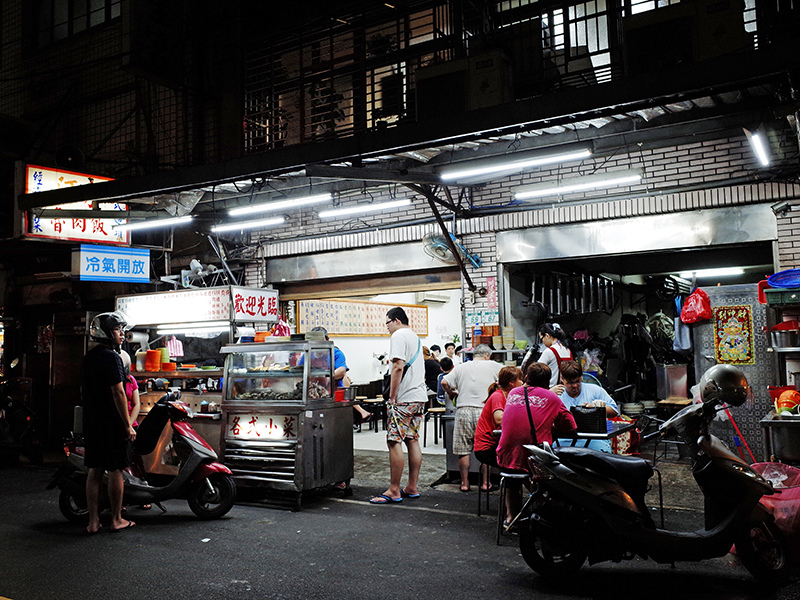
[680,288,712,324]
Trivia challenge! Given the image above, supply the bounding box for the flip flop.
[369,494,402,504]
[400,490,421,499]
[110,521,136,532]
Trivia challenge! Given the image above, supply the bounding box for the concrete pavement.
[1,442,796,600]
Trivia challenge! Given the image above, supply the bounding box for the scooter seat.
[555,446,653,482]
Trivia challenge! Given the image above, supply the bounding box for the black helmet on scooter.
[89,311,131,344]
[699,364,752,407]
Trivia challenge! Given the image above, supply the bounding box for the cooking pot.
[342,386,358,401]
[770,329,800,348]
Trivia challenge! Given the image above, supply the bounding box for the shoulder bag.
[382,339,421,401]
[523,386,539,445]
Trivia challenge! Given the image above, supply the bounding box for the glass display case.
[224,344,334,403]
[219,340,354,503]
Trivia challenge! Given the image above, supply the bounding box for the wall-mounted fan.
[422,232,482,269]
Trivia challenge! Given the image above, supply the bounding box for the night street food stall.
[115,285,280,474]
[219,339,354,506]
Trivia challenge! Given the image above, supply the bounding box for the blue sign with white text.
[73,244,150,283]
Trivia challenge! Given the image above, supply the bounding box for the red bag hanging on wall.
[680,288,712,324]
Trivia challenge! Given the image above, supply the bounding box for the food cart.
[114,285,280,473]
[219,339,354,505]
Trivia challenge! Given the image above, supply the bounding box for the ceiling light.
[679,267,744,279]
[229,193,332,217]
[749,133,770,167]
[439,147,591,182]
[513,170,642,201]
[211,216,285,233]
[318,199,411,218]
[113,215,193,232]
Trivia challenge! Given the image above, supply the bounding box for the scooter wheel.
[58,489,89,524]
[735,520,790,584]
[519,520,586,578]
[187,473,236,520]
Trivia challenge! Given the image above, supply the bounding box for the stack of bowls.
[502,326,515,350]
[621,402,644,417]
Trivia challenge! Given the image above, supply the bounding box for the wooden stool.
[423,407,446,447]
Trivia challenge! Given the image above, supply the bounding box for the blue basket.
[768,269,800,289]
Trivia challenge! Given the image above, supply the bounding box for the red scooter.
[48,391,236,521]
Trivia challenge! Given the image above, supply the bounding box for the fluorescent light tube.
[440,148,591,182]
[156,321,230,335]
[749,133,770,167]
[318,199,411,218]
[211,216,285,232]
[513,170,642,201]
[229,193,331,217]
[113,216,193,231]
[679,267,744,279]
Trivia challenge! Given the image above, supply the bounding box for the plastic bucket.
[145,350,162,372]
[335,389,345,402]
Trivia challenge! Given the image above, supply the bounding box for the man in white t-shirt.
[441,344,501,492]
[369,307,428,504]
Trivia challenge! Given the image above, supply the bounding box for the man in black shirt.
[82,311,136,534]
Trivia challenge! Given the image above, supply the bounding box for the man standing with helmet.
[82,311,137,534]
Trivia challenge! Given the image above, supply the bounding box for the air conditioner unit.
[415,291,450,304]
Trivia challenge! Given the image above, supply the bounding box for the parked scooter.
[0,374,42,466]
[48,391,236,521]
[517,364,789,583]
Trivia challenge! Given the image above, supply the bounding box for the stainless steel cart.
[219,340,354,503]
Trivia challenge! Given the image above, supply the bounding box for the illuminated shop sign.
[25,164,129,244]
[72,244,150,283]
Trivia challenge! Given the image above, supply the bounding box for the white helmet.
[89,311,131,344]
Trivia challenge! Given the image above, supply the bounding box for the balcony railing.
[243,0,782,154]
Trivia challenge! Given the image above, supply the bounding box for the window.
[34,0,121,48]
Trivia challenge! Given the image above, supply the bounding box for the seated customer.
[556,360,619,453]
[473,366,524,491]
[497,363,576,524]
[435,357,454,406]
[423,346,442,396]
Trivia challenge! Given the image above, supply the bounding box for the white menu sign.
[116,286,280,326]
[116,287,231,326]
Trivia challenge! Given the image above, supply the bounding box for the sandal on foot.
[369,494,402,504]
[400,489,420,499]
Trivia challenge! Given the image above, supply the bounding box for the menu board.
[297,299,428,336]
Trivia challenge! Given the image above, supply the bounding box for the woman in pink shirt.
[497,363,576,524]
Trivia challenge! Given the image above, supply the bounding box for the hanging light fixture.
[113,215,194,232]
[743,127,770,167]
[211,216,285,233]
[513,169,643,201]
[439,146,592,183]
[228,193,332,217]
[318,199,411,218]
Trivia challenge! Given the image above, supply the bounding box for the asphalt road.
[0,460,797,600]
